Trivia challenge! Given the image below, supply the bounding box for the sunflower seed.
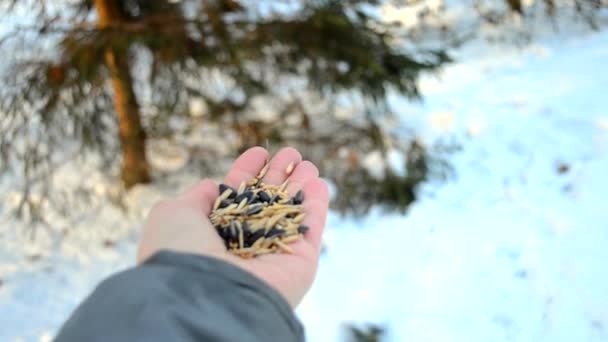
[242,221,251,233]
[293,190,304,204]
[257,191,271,203]
[265,228,284,238]
[217,227,230,240]
[246,203,264,216]
[246,229,265,246]
[219,199,233,209]
[297,225,309,234]
[235,191,254,204]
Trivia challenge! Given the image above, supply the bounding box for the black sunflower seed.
[257,191,271,203]
[265,228,285,238]
[217,227,230,240]
[235,191,255,204]
[219,184,237,199]
[297,225,309,234]
[242,221,251,233]
[229,221,238,239]
[246,229,265,246]
[243,224,252,246]
[246,203,264,215]
[249,196,262,204]
[270,195,282,205]
[293,190,304,205]
[219,183,229,193]
[219,199,233,209]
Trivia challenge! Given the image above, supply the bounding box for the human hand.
[137,147,330,307]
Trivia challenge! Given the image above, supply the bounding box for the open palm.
[137,147,329,307]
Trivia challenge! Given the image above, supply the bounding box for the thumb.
[178,179,219,214]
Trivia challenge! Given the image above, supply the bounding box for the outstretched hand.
[137,147,329,307]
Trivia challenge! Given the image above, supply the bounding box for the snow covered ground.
[299,28,608,341]
[2,26,608,342]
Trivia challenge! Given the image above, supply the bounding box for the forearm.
[55,251,304,342]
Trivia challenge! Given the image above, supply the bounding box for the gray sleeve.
[55,251,304,342]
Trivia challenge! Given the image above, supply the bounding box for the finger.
[300,178,330,251]
[285,160,319,195]
[224,146,269,187]
[262,147,302,185]
[179,179,219,214]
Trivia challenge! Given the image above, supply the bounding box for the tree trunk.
[96,0,150,188]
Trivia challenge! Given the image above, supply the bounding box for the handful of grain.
[210,162,308,258]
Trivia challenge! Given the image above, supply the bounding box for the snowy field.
[299,28,608,342]
[2,27,608,342]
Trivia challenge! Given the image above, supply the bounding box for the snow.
[298,29,608,341]
[2,22,608,342]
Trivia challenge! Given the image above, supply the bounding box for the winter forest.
[1,1,607,341]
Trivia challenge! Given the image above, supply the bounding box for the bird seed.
[210,160,308,258]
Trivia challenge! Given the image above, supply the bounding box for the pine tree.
[0,0,603,219]
[0,0,447,188]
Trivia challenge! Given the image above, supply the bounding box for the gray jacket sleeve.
[55,251,304,342]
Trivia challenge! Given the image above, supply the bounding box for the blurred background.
[0,0,607,341]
